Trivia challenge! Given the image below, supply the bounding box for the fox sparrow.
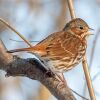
[7,18,92,78]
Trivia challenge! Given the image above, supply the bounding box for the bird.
[7,18,92,82]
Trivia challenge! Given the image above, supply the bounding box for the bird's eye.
[80,26,83,29]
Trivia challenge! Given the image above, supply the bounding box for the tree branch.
[0,40,76,100]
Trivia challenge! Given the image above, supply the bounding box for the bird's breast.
[47,42,87,73]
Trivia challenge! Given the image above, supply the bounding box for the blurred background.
[0,0,100,100]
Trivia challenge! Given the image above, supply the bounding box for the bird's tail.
[7,47,35,53]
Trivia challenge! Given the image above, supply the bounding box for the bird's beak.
[86,31,94,36]
[85,27,94,36]
[88,27,94,35]
[89,27,94,31]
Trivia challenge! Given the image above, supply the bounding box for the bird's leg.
[55,73,90,100]
[54,73,67,89]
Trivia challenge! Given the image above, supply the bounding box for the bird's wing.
[44,31,81,60]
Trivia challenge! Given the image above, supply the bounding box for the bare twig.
[83,29,100,98]
[9,38,39,43]
[0,18,33,47]
[67,0,76,19]
[82,56,96,100]
[67,0,96,100]
[0,40,76,100]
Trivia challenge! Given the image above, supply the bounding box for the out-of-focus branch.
[0,40,76,100]
[56,0,68,30]
[0,40,13,66]
[38,85,51,100]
